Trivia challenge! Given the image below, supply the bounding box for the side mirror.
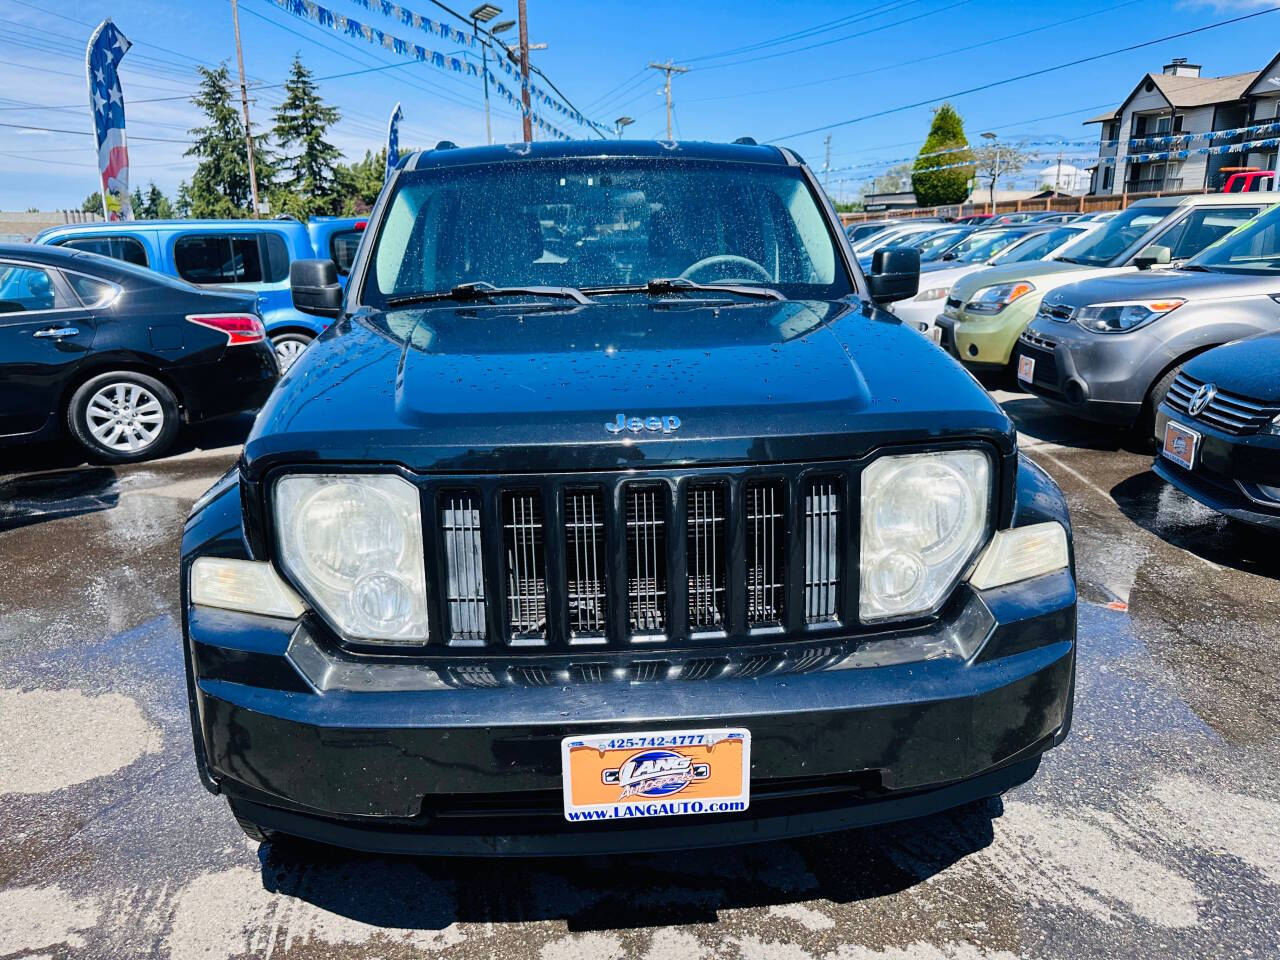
[867,247,920,305]
[1134,244,1171,270]
[290,259,343,318]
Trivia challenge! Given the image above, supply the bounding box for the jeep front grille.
[804,479,840,623]
[387,464,920,652]
[687,484,726,630]
[565,488,607,637]
[745,480,785,625]
[626,486,667,633]
[442,492,486,641]
[504,491,547,639]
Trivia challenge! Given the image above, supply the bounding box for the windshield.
[914,229,968,261]
[364,158,852,305]
[1053,204,1178,267]
[991,227,1083,264]
[944,228,1026,263]
[1187,202,1280,273]
[847,222,892,243]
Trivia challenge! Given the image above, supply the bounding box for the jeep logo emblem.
[606,413,681,435]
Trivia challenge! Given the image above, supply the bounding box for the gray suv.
[1015,198,1280,430]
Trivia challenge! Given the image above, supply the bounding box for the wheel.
[66,371,179,464]
[228,800,273,843]
[1141,364,1183,444]
[271,332,313,373]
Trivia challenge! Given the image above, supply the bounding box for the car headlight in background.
[860,450,990,621]
[913,286,950,302]
[1074,298,1184,333]
[275,474,428,643]
[965,281,1035,315]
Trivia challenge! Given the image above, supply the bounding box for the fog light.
[968,522,1069,590]
[190,557,306,619]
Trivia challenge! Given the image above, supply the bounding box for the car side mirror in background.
[1134,244,1171,270]
[290,259,343,318]
[867,247,920,305]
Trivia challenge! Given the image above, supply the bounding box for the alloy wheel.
[84,382,164,453]
[274,337,308,372]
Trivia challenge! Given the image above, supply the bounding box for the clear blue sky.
[1,0,1277,209]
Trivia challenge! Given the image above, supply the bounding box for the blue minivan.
[36,216,365,371]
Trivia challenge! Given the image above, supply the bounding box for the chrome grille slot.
[441,492,486,642]
[625,486,667,633]
[1167,373,1277,435]
[564,489,607,638]
[503,491,547,640]
[745,480,786,625]
[804,479,840,623]
[686,484,726,630]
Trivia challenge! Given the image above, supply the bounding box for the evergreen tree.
[272,54,341,216]
[186,64,271,217]
[130,187,145,216]
[334,148,389,214]
[910,103,974,207]
[175,181,192,218]
[138,182,175,219]
[80,191,104,214]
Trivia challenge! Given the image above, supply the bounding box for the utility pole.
[229,0,260,217]
[517,0,532,142]
[1055,144,1064,195]
[823,134,831,191]
[648,61,688,141]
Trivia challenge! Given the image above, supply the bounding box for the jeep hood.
[243,299,1013,474]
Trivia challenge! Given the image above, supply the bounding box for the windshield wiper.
[584,277,784,301]
[386,281,593,307]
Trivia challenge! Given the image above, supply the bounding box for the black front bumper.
[1154,407,1280,530]
[186,573,1076,856]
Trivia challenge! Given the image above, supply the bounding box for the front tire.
[271,332,313,373]
[67,371,179,464]
[1141,364,1183,444]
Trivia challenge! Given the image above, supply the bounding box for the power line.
[769,5,1280,142]
[0,120,192,143]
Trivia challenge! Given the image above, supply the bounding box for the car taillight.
[186,313,266,346]
[354,220,367,230]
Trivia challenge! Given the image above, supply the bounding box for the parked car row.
[878,191,1280,532]
[33,215,366,372]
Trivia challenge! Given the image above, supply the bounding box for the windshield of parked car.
[847,222,892,243]
[990,226,1084,264]
[912,229,969,261]
[364,158,853,305]
[1186,202,1280,273]
[1052,203,1178,266]
[943,228,1026,263]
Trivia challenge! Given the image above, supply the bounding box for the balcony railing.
[1126,177,1183,193]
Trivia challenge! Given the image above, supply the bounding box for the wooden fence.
[838,187,1213,225]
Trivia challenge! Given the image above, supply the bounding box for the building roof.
[1083,109,1119,125]
[1150,69,1260,108]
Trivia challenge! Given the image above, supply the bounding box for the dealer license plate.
[930,325,943,345]
[1162,420,1200,471]
[1017,354,1035,384]
[561,728,750,822]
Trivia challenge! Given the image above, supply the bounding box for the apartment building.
[1087,52,1280,195]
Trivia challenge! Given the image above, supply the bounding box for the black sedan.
[1154,331,1280,530]
[0,243,278,463]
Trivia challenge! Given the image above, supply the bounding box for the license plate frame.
[930,325,943,345]
[1017,354,1036,384]
[561,728,750,823]
[1162,420,1201,471]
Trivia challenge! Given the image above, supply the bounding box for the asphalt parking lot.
[2,393,1278,960]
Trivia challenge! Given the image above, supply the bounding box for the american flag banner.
[385,101,403,183]
[85,19,133,220]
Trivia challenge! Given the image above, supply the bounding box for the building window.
[1102,167,1114,190]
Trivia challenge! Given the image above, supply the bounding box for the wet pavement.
[2,395,1278,960]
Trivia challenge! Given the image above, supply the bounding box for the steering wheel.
[679,254,772,284]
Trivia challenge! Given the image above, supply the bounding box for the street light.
[982,131,999,214]
[491,19,515,34]
[615,116,634,139]
[469,4,502,145]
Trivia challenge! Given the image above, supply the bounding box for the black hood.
[243,298,1013,475]
[1183,330,1280,404]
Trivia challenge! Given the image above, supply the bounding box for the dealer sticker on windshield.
[561,728,750,822]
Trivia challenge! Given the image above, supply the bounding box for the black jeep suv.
[181,140,1076,855]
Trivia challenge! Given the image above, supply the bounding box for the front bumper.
[185,572,1076,855]
[1153,407,1280,530]
[936,300,1039,370]
[1013,328,1143,426]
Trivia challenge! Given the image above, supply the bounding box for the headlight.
[860,450,990,621]
[966,281,1035,315]
[275,474,428,643]
[913,286,950,302]
[1074,298,1184,333]
[1269,413,1280,436]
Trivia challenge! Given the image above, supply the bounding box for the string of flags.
[1127,121,1280,150]
[268,0,578,140]
[332,0,603,135]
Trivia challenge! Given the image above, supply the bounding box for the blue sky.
[1,0,1277,209]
